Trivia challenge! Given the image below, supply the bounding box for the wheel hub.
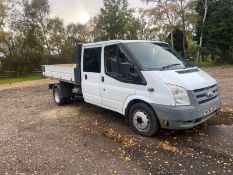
[133,111,149,131]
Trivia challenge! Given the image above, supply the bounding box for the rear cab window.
[83,47,102,73]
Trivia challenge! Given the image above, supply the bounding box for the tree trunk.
[196,0,208,65]
[182,17,187,58]
[170,30,174,47]
[40,21,51,56]
[211,51,215,61]
[179,0,187,58]
[164,8,174,47]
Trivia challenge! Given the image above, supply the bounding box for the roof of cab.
[82,40,166,47]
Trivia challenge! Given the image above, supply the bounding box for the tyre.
[129,102,159,137]
[53,87,65,106]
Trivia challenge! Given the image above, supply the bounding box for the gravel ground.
[0,67,233,175]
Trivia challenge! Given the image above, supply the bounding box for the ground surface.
[0,67,233,175]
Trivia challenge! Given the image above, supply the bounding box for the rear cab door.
[81,45,102,106]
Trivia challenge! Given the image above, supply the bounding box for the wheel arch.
[123,95,156,121]
[52,82,73,98]
[53,83,60,89]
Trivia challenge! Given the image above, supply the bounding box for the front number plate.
[204,105,218,116]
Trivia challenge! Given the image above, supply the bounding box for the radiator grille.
[194,84,219,104]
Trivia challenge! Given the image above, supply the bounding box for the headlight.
[167,84,190,106]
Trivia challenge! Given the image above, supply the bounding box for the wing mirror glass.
[119,63,139,79]
[129,65,139,78]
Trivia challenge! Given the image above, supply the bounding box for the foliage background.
[0,0,232,72]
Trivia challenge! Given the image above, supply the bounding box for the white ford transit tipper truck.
[42,40,221,136]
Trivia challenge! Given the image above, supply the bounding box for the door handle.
[101,76,104,82]
[85,74,87,80]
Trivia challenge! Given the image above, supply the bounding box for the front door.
[82,46,102,107]
[101,44,136,113]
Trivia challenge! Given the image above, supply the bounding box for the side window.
[105,44,130,78]
[105,45,119,74]
[83,47,102,73]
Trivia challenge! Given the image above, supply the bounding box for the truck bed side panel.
[42,65,75,83]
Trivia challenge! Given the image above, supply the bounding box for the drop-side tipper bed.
[42,64,77,83]
[42,40,221,137]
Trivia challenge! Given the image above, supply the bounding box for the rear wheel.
[129,102,159,137]
[53,87,65,106]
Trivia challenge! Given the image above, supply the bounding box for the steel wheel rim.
[133,110,149,131]
[54,90,60,103]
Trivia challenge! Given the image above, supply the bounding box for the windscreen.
[125,42,192,70]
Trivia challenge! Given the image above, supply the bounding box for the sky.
[49,0,146,24]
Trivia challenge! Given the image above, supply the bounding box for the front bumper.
[151,96,221,129]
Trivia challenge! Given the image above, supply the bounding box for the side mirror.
[119,63,139,79]
[129,72,139,78]
[119,63,130,76]
[129,65,139,78]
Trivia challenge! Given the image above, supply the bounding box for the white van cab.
[42,40,221,136]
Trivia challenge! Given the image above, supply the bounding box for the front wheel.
[129,103,159,137]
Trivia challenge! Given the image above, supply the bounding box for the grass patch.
[0,75,42,85]
[194,61,232,68]
[190,61,233,70]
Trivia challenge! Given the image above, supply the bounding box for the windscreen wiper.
[161,64,181,70]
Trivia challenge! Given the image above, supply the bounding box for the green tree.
[97,0,140,40]
[142,0,180,46]
[1,0,49,71]
[195,0,208,65]
[206,0,233,63]
[0,0,6,29]
[142,0,195,58]
[66,23,90,43]
[195,0,233,63]
[32,0,51,55]
[168,28,187,56]
[47,17,65,56]
[88,16,104,42]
